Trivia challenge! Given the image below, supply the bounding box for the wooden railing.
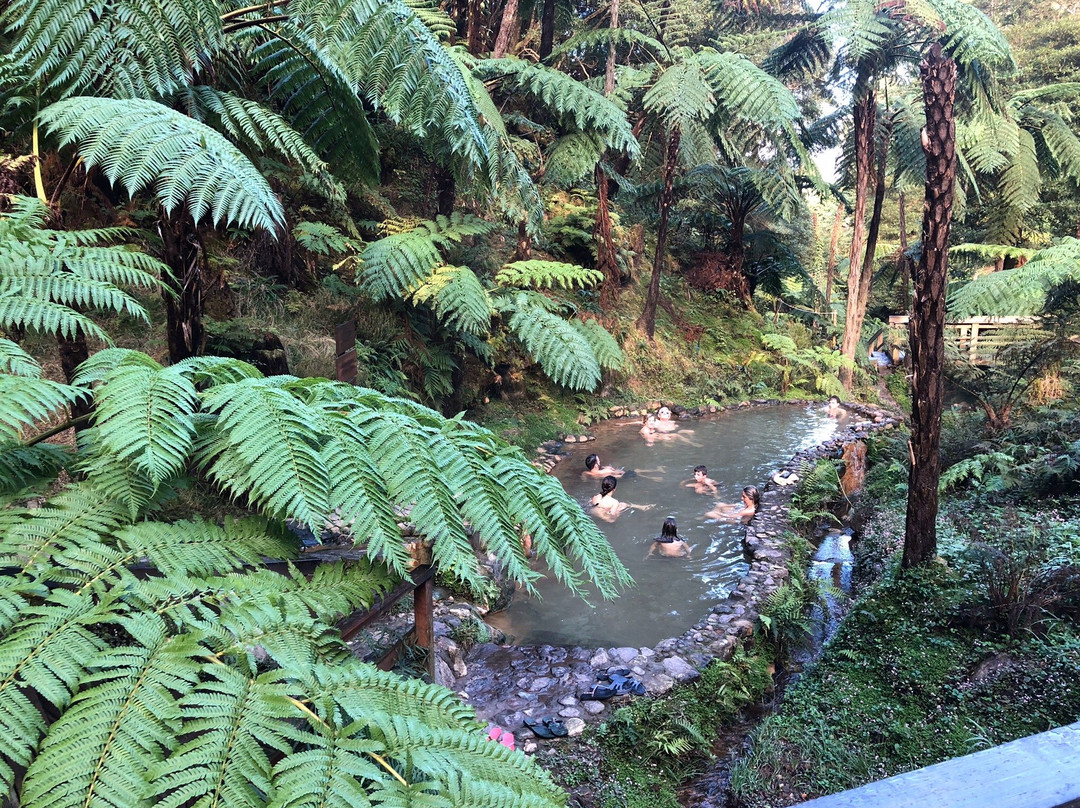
[886,315,1040,365]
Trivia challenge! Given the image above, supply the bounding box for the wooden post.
[334,320,357,384]
[413,566,435,681]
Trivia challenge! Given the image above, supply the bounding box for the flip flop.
[523,717,568,739]
[486,724,516,750]
[601,667,632,680]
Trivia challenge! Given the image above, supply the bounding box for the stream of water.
[486,405,840,648]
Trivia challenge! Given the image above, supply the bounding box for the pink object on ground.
[485,723,516,751]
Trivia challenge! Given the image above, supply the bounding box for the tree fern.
[949,238,1080,317]
[507,304,602,390]
[495,260,602,291]
[410,265,494,336]
[543,133,606,187]
[0,337,41,378]
[38,97,286,232]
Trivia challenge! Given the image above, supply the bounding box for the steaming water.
[485,405,840,648]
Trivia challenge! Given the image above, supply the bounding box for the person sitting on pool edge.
[589,475,653,522]
[583,453,625,479]
[647,517,692,558]
[705,485,761,521]
[683,464,718,495]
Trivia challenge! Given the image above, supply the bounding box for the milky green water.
[485,405,839,648]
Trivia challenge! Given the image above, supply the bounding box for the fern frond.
[0,441,70,497]
[0,376,86,440]
[91,358,199,485]
[474,58,638,158]
[39,98,286,232]
[571,318,624,371]
[410,265,494,336]
[198,378,331,527]
[496,260,602,291]
[543,133,605,188]
[0,337,41,378]
[20,622,205,808]
[643,57,716,130]
[949,238,1080,317]
[551,27,665,61]
[507,304,602,391]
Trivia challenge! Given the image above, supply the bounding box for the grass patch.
[730,499,1080,807]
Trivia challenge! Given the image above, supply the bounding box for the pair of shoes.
[579,676,646,700]
[602,667,632,680]
[771,470,799,486]
[523,716,568,739]
[486,723,516,751]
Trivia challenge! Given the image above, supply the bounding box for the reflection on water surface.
[485,405,839,648]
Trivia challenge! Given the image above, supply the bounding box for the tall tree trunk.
[849,115,892,342]
[725,207,753,305]
[636,127,680,338]
[595,163,619,309]
[159,209,205,363]
[604,0,620,96]
[838,76,876,390]
[897,190,913,306]
[539,0,555,58]
[492,0,520,57]
[467,0,483,55]
[593,0,621,310]
[435,168,456,216]
[57,330,93,428]
[904,44,957,569]
[824,202,843,314]
[514,219,531,260]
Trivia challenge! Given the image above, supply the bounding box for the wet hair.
[586,454,600,471]
[660,517,679,540]
[693,465,707,476]
[600,475,618,496]
[642,414,656,425]
[742,485,761,510]
[828,396,841,407]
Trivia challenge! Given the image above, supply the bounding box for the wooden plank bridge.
[878,315,1040,366]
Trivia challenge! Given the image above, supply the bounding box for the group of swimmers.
[584,451,761,559]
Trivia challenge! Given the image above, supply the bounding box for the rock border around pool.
[449,399,902,744]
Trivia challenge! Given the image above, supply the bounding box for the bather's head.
[693,465,708,480]
[742,485,761,511]
[600,475,618,496]
[660,517,679,540]
[586,454,600,471]
[657,406,672,421]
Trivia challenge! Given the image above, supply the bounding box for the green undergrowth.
[729,494,1080,807]
[540,648,773,808]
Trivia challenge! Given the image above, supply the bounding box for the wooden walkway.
[794,721,1080,808]
[885,315,1041,365]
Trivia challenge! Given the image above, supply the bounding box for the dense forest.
[1,0,1079,805]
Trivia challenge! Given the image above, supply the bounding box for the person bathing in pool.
[583,453,625,479]
[652,405,679,432]
[683,464,718,495]
[589,475,653,522]
[647,517,692,558]
[705,485,761,521]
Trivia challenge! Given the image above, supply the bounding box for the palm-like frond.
[948,238,1080,317]
[410,265,494,336]
[496,261,602,291]
[0,338,41,378]
[571,318,624,371]
[543,133,605,188]
[506,303,602,390]
[473,58,639,158]
[358,214,498,301]
[550,27,666,62]
[38,98,285,232]
[643,57,716,131]
[0,376,85,440]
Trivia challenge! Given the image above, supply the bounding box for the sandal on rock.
[524,717,568,739]
[601,667,633,680]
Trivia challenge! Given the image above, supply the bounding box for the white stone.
[565,717,586,737]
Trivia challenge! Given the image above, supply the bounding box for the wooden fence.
[884,315,1040,365]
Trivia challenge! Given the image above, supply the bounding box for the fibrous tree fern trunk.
[637,127,679,338]
[159,209,205,362]
[839,76,877,390]
[57,329,93,428]
[724,206,753,306]
[847,112,892,346]
[467,0,483,55]
[515,219,531,260]
[904,43,957,568]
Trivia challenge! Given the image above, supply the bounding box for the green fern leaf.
[496,261,602,291]
[410,265,494,336]
[0,337,41,378]
[39,97,286,232]
[507,305,602,391]
[0,376,86,440]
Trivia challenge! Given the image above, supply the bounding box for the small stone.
[662,656,700,682]
[523,740,538,754]
[565,717,586,737]
[559,695,578,706]
[588,649,610,667]
[613,646,638,663]
[528,676,553,692]
[583,700,606,715]
[558,707,582,718]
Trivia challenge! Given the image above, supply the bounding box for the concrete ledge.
[795,721,1080,808]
